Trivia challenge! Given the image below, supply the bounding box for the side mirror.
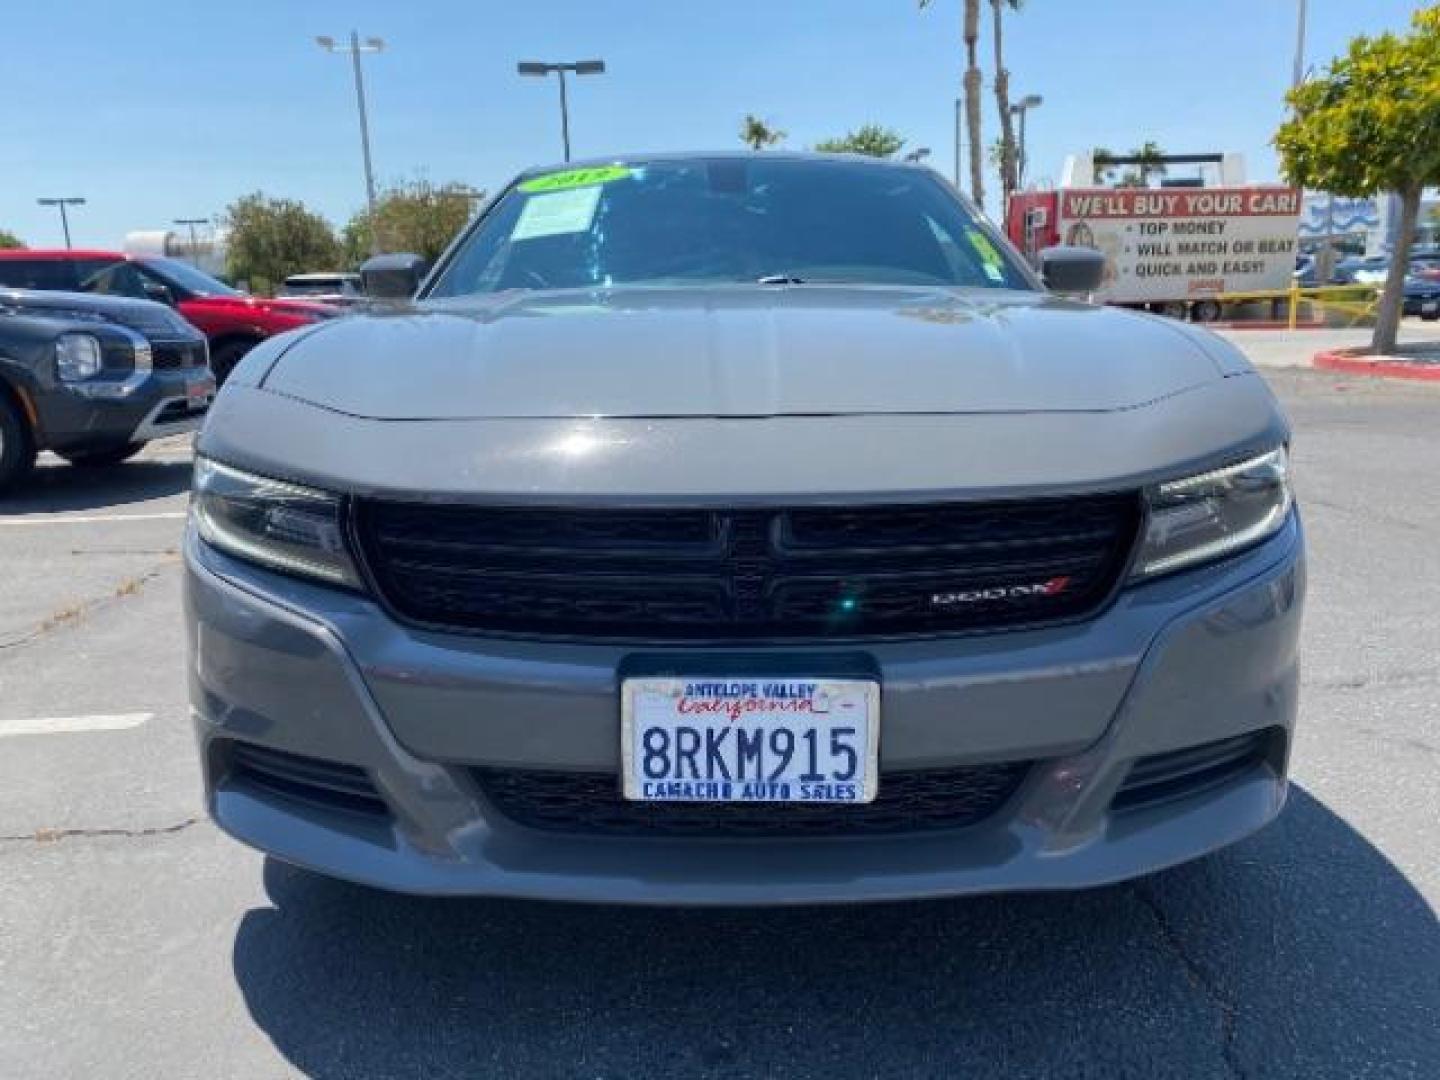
[142,280,176,306]
[1039,246,1106,295]
[360,253,429,301]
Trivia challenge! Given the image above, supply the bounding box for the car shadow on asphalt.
[231,787,1438,1079]
[1,459,191,514]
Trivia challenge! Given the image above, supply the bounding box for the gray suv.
[185,153,1303,903]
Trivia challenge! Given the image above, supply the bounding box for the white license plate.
[1423,300,1439,315]
[621,677,879,803]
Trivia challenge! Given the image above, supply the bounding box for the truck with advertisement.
[1005,151,1302,322]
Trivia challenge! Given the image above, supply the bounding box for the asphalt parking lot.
[1,368,1437,1079]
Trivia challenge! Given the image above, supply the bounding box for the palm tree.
[1128,140,1168,186]
[740,114,786,151]
[990,0,1025,202]
[921,0,984,209]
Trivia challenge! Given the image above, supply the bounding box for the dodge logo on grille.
[930,576,1072,608]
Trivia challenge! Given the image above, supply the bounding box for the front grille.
[151,338,209,371]
[226,742,389,818]
[354,494,1141,641]
[1113,729,1279,812]
[473,763,1029,837]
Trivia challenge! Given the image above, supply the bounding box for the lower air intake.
[473,763,1030,837]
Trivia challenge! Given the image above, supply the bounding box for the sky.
[0,0,1423,249]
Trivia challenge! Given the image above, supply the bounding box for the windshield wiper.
[755,274,805,285]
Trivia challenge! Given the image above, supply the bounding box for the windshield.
[142,257,242,297]
[427,157,1033,298]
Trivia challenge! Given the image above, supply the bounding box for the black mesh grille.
[226,742,389,818]
[354,494,1140,641]
[151,338,209,371]
[1113,729,1278,812]
[473,764,1029,837]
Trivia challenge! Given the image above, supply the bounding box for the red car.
[0,250,337,382]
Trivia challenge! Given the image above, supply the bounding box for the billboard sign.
[1055,187,1302,303]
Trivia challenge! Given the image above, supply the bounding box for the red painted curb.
[1313,348,1440,382]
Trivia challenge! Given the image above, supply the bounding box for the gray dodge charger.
[185,153,1304,903]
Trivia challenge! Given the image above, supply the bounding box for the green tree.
[1089,143,1166,187]
[987,137,1006,172]
[222,193,340,295]
[343,179,480,265]
[814,124,906,158]
[0,229,23,250]
[1118,141,1168,187]
[740,114,786,150]
[921,0,984,207]
[1276,7,1440,354]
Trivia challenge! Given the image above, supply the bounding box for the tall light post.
[1009,94,1043,190]
[37,197,85,249]
[953,98,963,188]
[517,60,606,162]
[1292,0,1308,90]
[317,32,384,253]
[174,217,208,264]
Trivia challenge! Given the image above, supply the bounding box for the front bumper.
[185,514,1304,904]
[39,366,215,453]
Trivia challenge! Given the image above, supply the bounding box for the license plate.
[1423,300,1439,315]
[185,380,211,408]
[621,677,879,803]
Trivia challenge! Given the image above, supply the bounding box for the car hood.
[258,285,1227,419]
[0,288,200,340]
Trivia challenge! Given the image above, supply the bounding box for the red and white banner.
[1055,186,1302,303]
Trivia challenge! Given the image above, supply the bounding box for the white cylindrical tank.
[123,228,229,278]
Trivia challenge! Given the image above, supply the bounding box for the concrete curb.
[1313,348,1440,383]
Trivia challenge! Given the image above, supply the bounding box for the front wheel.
[1192,300,1223,323]
[0,394,37,494]
[210,339,258,386]
[60,442,146,468]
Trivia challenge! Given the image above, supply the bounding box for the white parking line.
[0,713,153,738]
[0,512,187,527]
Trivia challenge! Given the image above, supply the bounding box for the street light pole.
[557,68,571,162]
[37,197,85,249]
[1009,94,1042,190]
[317,31,385,252]
[517,60,606,162]
[953,98,962,188]
[174,218,208,264]
[1292,0,1308,89]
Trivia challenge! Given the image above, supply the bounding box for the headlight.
[192,457,361,588]
[56,332,103,381]
[1133,446,1293,578]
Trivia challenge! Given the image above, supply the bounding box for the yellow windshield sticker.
[518,166,633,193]
[966,230,1007,282]
[967,230,1003,265]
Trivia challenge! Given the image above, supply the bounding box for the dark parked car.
[277,272,366,307]
[0,250,335,383]
[1404,275,1440,320]
[0,290,214,491]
